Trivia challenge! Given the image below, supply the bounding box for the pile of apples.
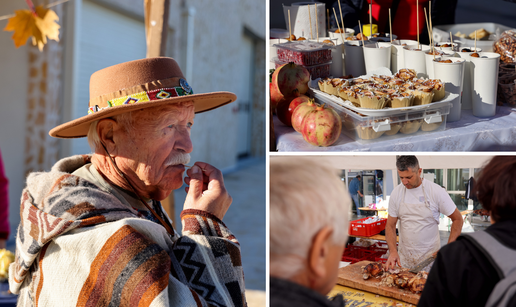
[270,62,341,147]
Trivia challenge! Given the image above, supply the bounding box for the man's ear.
[96,119,118,154]
[307,226,334,279]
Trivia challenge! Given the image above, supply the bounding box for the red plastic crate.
[349,217,387,237]
[341,245,382,264]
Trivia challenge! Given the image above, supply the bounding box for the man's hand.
[447,208,464,244]
[183,162,232,220]
[358,191,363,197]
[385,251,400,270]
[0,239,5,249]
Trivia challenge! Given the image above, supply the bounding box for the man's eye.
[167,124,174,128]
[187,122,193,128]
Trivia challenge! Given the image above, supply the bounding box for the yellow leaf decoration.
[3,5,60,51]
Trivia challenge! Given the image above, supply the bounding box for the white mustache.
[164,152,191,167]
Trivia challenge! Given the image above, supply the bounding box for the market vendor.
[385,155,463,271]
[8,58,246,306]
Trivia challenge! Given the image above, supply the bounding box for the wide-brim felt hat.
[49,57,236,138]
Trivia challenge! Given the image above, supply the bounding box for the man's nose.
[174,127,193,153]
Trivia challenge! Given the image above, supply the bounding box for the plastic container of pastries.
[395,68,418,80]
[390,92,414,108]
[422,79,446,101]
[338,86,361,107]
[326,78,349,96]
[313,88,451,144]
[356,121,386,139]
[358,90,390,109]
[400,119,423,134]
[412,85,435,105]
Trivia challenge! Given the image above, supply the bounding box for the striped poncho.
[8,155,246,306]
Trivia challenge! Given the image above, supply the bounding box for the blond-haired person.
[270,157,350,307]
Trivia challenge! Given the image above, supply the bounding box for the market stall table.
[273,105,516,151]
[328,284,410,306]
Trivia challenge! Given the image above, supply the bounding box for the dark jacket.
[271,277,345,307]
[418,220,516,307]
[330,0,457,44]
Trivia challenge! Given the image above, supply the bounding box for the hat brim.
[49,91,236,138]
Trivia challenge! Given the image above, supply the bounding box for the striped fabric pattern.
[9,155,247,306]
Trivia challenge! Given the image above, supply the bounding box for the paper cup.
[390,39,418,73]
[470,52,501,118]
[329,28,355,45]
[425,50,456,79]
[457,47,482,110]
[434,58,465,122]
[344,40,366,77]
[403,45,430,78]
[363,42,391,75]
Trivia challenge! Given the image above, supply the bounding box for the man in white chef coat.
[385,156,463,271]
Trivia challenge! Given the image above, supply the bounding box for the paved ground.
[173,158,266,305]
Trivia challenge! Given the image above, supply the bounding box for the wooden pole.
[144,0,175,227]
[145,0,170,57]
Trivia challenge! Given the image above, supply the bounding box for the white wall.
[0,1,29,242]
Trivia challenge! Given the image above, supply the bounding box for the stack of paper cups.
[470,52,501,117]
[434,58,466,122]
[390,40,418,73]
[457,47,482,110]
[364,42,391,74]
[425,50,456,79]
[403,45,430,78]
[283,2,326,40]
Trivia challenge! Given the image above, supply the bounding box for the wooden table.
[336,261,421,305]
[328,284,409,306]
[349,234,399,242]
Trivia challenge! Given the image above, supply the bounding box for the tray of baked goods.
[308,69,457,143]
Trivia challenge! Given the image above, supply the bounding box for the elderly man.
[270,157,350,307]
[9,58,246,306]
[385,156,463,271]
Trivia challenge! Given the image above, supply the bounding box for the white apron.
[397,181,440,270]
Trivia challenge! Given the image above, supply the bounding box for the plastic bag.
[498,63,516,105]
[493,30,516,63]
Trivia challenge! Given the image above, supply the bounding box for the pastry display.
[317,70,445,110]
[421,120,442,131]
[356,122,386,140]
[400,119,423,134]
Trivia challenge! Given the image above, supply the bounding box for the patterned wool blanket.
[9,155,246,306]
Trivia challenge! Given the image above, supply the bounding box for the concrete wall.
[0,1,29,243]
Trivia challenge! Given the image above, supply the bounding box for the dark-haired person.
[418,156,516,307]
[385,156,463,271]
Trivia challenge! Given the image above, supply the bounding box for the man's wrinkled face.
[114,104,195,200]
[398,167,422,189]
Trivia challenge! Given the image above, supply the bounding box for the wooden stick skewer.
[417,0,420,49]
[327,9,330,34]
[338,0,345,38]
[369,2,372,37]
[424,8,434,60]
[450,31,454,50]
[429,1,433,54]
[288,9,292,40]
[333,7,345,45]
[389,8,392,44]
[358,20,365,48]
[308,5,313,40]
[315,4,319,42]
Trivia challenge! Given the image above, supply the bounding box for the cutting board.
[337,261,421,305]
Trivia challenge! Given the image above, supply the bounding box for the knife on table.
[409,254,436,274]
